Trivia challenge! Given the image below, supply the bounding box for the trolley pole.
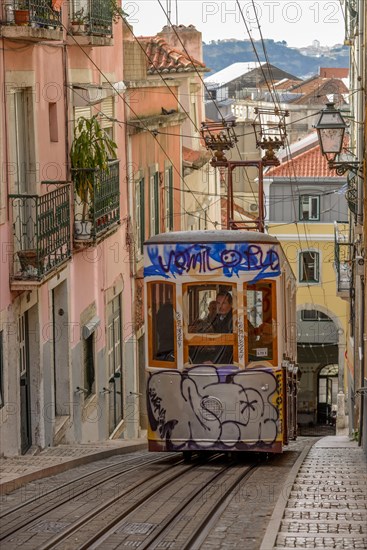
[201,110,288,233]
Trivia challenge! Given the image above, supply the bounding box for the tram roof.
[145,230,279,245]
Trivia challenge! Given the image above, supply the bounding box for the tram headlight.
[200,396,223,421]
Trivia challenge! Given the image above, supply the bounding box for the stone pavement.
[0,438,147,495]
[260,436,367,550]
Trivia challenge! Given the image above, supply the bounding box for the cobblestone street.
[262,436,367,550]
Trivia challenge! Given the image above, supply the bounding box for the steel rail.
[0,453,179,540]
[0,451,150,518]
[38,456,207,550]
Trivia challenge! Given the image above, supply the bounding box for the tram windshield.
[147,280,276,368]
[185,284,235,365]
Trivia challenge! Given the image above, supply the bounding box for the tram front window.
[186,284,235,365]
[149,282,175,363]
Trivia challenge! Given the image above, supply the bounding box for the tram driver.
[189,290,233,365]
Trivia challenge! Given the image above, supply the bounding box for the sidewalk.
[0,438,147,495]
[261,436,367,550]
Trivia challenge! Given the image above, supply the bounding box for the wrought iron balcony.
[73,160,120,241]
[334,221,352,299]
[1,1,62,41]
[10,184,71,283]
[69,0,113,38]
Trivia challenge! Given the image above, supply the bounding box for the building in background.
[265,134,349,432]
[122,22,221,429]
[341,0,366,452]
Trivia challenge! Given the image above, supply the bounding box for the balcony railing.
[70,0,113,37]
[73,160,120,241]
[2,0,62,29]
[334,221,352,298]
[10,184,71,282]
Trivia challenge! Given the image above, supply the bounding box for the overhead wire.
[239,0,338,310]
[155,0,260,208]
[43,5,217,227]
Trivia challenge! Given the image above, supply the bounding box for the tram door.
[107,296,123,434]
[19,312,32,453]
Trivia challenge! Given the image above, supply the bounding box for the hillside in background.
[203,40,349,78]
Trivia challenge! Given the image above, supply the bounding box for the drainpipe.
[355,0,365,442]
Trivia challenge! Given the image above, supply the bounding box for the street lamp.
[314,102,362,176]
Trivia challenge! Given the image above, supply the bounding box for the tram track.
[0,451,151,518]
[88,459,259,550]
[32,455,209,550]
[0,452,180,540]
[1,454,263,550]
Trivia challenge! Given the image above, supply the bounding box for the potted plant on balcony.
[14,2,31,26]
[71,115,117,240]
[70,7,87,34]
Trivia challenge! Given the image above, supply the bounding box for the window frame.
[182,282,238,365]
[164,166,173,232]
[84,333,95,397]
[245,280,277,367]
[299,250,320,284]
[299,194,320,221]
[150,172,160,236]
[301,309,329,321]
[136,177,145,256]
[147,282,177,368]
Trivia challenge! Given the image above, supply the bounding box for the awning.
[83,316,101,339]
[72,81,126,107]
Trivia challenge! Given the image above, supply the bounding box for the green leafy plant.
[71,7,87,24]
[70,115,117,223]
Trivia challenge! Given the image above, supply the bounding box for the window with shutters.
[74,106,91,127]
[100,97,114,139]
[136,177,145,255]
[299,195,320,221]
[150,172,160,236]
[165,166,173,232]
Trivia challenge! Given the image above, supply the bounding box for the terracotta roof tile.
[182,146,211,167]
[266,144,343,178]
[319,67,349,78]
[290,77,349,105]
[144,36,207,74]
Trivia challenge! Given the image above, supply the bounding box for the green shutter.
[154,172,159,235]
[169,167,173,231]
[140,178,145,253]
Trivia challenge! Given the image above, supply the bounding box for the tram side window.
[149,283,175,363]
[247,283,275,362]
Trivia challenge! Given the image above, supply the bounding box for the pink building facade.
[0,1,137,455]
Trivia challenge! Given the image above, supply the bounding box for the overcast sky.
[126,0,346,47]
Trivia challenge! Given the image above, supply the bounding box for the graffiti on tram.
[147,365,279,450]
[144,242,280,280]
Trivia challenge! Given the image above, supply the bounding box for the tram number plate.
[256,348,268,357]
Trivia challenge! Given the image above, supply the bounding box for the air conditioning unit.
[355,256,364,276]
[249,203,258,212]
